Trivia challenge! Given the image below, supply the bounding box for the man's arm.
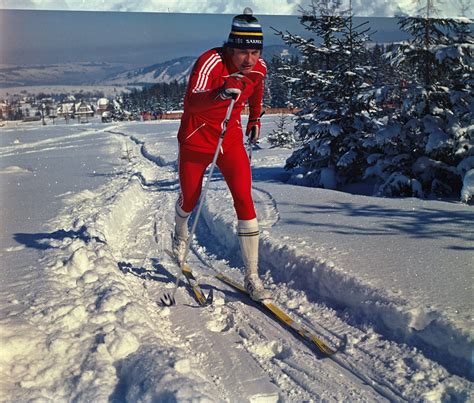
[246,71,265,142]
[185,51,223,114]
[247,77,264,122]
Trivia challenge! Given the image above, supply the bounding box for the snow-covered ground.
[0,116,472,401]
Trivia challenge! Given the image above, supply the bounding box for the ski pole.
[246,110,265,164]
[247,134,254,164]
[161,94,238,307]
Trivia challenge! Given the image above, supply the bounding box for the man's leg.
[173,203,191,262]
[217,145,270,300]
[173,147,212,262]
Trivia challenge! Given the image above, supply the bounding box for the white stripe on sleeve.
[193,54,219,92]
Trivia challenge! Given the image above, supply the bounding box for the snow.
[1,116,473,401]
[461,169,474,203]
[375,124,401,145]
[320,167,337,190]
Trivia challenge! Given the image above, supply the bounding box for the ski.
[216,272,337,356]
[164,249,213,306]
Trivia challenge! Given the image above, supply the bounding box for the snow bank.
[461,169,474,203]
[0,139,214,400]
[106,129,169,166]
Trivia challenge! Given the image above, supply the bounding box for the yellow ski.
[216,272,337,356]
[164,249,213,306]
[181,264,210,305]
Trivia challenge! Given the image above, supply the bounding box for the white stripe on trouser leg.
[237,218,259,274]
[175,202,191,239]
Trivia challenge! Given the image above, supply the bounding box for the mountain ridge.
[0,45,299,88]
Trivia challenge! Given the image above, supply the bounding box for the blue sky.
[0,0,471,18]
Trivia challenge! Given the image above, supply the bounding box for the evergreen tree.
[275,0,376,189]
[365,1,473,198]
[369,43,404,116]
[267,56,300,108]
[123,80,187,116]
[273,1,345,108]
[267,114,296,148]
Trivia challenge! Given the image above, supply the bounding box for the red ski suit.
[177,47,266,220]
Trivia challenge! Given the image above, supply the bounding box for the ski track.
[0,125,119,158]
[96,128,394,401]
[116,127,462,401]
[3,122,472,401]
[91,126,474,400]
[107,146,386,401]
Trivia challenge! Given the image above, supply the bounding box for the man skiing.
[172,8,270,301]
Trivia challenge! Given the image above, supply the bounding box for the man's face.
[230,49,261,75]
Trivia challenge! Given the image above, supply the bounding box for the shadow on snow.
[13,225,103,250]
[278,200,473,249]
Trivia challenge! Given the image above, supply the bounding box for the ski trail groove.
[251,186,280,229]
[184,230,393,401]
[105,151,389,399]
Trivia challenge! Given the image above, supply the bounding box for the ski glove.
[246,118,261,144]
[219,73,252,100]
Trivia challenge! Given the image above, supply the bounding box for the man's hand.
[219,73,251,100]
[246,119,261,144]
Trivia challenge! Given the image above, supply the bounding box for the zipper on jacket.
[185,123,206,140]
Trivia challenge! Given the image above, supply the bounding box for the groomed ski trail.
[111,122,471,401]
[107,138,390,401]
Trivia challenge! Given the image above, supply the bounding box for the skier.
[172,8,270,301]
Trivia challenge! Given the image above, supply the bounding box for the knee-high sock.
[175,203,191,239]
[238,218,259,274]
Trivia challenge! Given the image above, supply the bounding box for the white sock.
[175,203,191,239]
[238,218,259,274]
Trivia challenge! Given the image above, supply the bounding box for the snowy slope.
[102,57,195,86]
[0,117,472,401]
[103,46,299,86]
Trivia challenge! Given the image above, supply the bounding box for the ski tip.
[196,287,214,307]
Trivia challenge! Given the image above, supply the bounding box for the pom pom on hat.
[227,8,263,50]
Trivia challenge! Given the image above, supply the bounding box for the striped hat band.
[227,10,263,50]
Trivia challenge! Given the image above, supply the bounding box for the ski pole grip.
[249,126,258,142]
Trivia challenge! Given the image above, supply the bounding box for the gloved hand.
[219,73,251,100]
[246,118,261,144]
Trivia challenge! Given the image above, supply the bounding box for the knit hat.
[227,8,263,50]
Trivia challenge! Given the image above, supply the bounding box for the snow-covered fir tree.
[267,114,296,148]
[272,0,345,109]
[365,0,473,199]
[275,0,377,189]
[266,55,301,108]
